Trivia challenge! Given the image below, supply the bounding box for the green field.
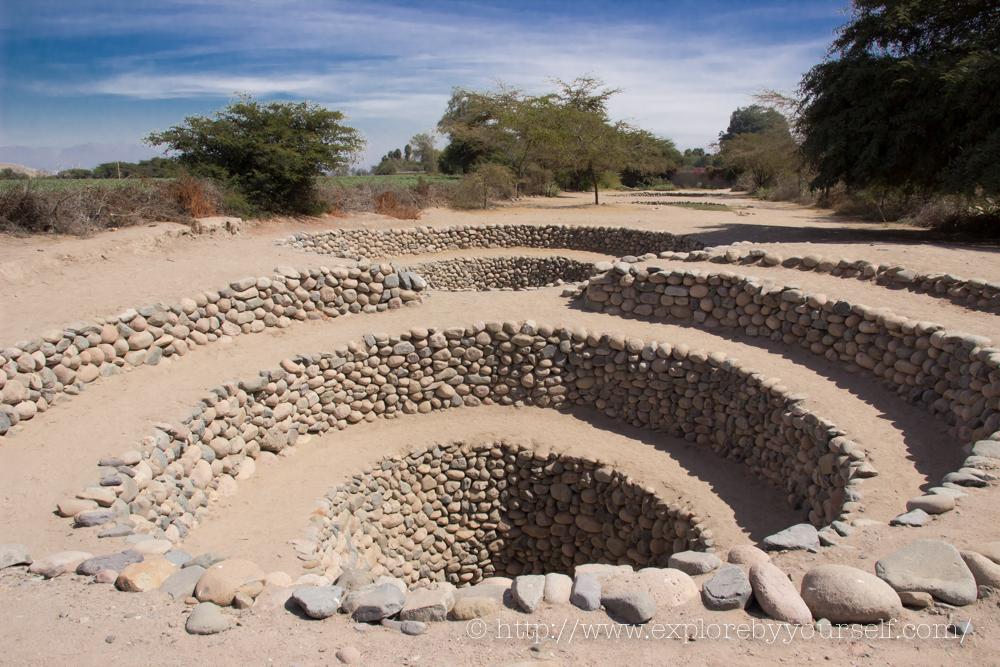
[0,178,170,192]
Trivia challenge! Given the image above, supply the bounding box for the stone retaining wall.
[69,321,868,547]
[0,263,424,436]
[664,247,1000,314]
[409,256,597,291]
[282,224,703,259]
[311,439,710,586]
[581,264,1000,463]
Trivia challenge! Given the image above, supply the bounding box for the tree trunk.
[591,166,599,205]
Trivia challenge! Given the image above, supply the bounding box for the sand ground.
[0,190,997,665]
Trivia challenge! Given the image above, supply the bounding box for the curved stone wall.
[0,263,424,436]
[663,247,1000,314]
[310,439,711,586]
[581,265,1000,475]
[409,256,598,291]
[281,224,704,259]
[67,321,869,545]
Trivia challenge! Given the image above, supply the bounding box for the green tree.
[798,0,1000,196]
[409,132,439,173]
[720,128,798,191]
[146,95,363,212]
[719,105,789,143]
[404,144,412,161]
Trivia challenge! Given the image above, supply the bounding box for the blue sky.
[0,0,849,172]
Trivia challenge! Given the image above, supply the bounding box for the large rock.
[186,602,230,635]
[344,583,405,622]
[195,558,266,606]
[800,564,902,623]
[961,552,1000,589]
[762,524,820,551]
[702,565,752,611]
[727,545,770,567]
[28,551,92,578]
[971,542,1000,565]
[570,573,601,611]
[668,551,721,575]
[77,550,143,576]
[160,565,206,599]
[512,575,545,612]
[0,544,32,570]
[636,568,698,607]
[543,573,572,604]
[400,586,455,622]
[875,540,977,606]
[116,557,177,592]
[749,562,812,625]
[601,579,656,624]
[291,585,345,619]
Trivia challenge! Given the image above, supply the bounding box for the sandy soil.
[0,190,997,665]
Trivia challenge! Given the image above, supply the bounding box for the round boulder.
[194,558,266,606]
[800,564,902,623]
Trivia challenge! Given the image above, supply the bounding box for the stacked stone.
[582,264,1000,460]
[408,256,598,291]
[660,247,1000,314]
[308,440,709,587]
[66,320,863,543]
[282,224,703,260]
[0,263,424,436]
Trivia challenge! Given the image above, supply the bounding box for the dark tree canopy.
[799,0,1000,195]
[147,96,363,212]
[719,105,789,144]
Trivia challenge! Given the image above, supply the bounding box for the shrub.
[168,175,217,217]
[373,190,421,220]
[450,164,516,209]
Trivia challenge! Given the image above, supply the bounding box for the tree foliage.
[719,105,789,143]
[799,0,1000,195]
[146,96,364,212]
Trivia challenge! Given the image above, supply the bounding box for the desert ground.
[1,190,999,666]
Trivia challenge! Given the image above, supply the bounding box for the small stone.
[28,551,93,578]
[890,509,930,526]
[601,583,656,624]
[512,574,545,612]
[702,565,752,611]
[116,557,177,592]
[763,524,820,551]
[906,494,955,515]
[961,551,1000,588]
[400,620,426,636]
[185,603,230,635]
[449,595,500,620]
[344,583,405,622]
[94,569,118,584]
[76,550,142,576]
[336,646,362,664]
[898,591,933,609]
[749,562,812,625]
[727,545,770,566]
[0,544,32,570]
[160,565,206,599]
[668,551,721,575]
[570,573,602,611]
[400,586,455,622]
[291,585,345,619]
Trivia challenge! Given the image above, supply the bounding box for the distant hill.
[0,162,46,177]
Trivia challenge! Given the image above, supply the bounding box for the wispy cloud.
[2,0,845,169]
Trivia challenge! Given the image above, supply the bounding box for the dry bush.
[373,190,421,220]
[169,175,218,217]
[0,181,190,235]
[315,180,455,217]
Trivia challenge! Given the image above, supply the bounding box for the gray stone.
[512,574,545,612]
[185,552,226,569]
[890,509,930,526]
[749,562,812,625]
[570,573,602,611]
[701,565,752,611]
[28,551,92,578]
[0,544,32,570]
[97,524,134,538]
[949,620,974,637]
[76,550,143,576]
[971,440,1000,459]
[160,565,206,599]
[345,583,405,622]
[74,509,117,527]
[763,524,820,551]
[668,551,721,575]
[601,587,656,624]
[399,586,455,622]
[875,540,977,606]
[291,585,345,619]
[164,550,193,567]
[185,602,230,635]
[905,495,955,515]
[400,620,426,636]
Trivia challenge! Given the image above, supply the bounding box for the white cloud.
[13,1,837,166]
